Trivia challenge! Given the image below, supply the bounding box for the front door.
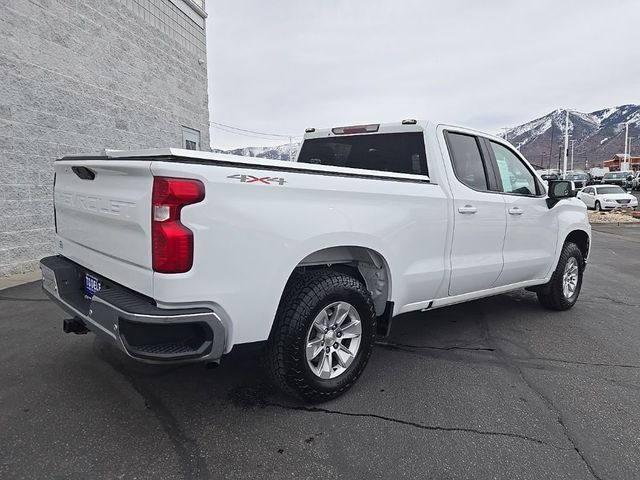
[442,130,507,296]
[487,140,558,285]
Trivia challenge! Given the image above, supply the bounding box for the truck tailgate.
[54,160,154,296]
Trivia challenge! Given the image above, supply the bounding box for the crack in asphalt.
[479,317,602,480]
[519,356,640,370]
[265,402,569,451]
[582,296,640,308]
[100,349,210,480]
[375,340,495,352]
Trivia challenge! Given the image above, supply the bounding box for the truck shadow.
[93,288,553,409]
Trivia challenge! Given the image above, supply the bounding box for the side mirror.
[547,180,576,208]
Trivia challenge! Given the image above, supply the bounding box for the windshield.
[567,173,587,180]
[597,186,625,194]
[541,174,558,180]
[297,133,428,175]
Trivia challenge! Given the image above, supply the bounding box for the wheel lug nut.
[333,342,338,348]
[336,332,342,338]
[325,346,330,353]
[332,325,336,330]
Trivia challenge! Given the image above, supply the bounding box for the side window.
[446,132,488,191]
[490,142,539,195]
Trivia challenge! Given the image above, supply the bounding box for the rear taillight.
[152,177,204,273]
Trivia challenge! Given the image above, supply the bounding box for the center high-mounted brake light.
[152,177,205,274]
[331,124,380,135]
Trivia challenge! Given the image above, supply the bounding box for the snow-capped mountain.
[212,142,301,162]
[212,104,640,168]
[503,104,640,168]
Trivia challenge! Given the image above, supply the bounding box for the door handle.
[458,205,478,214]
[508,207,524,215]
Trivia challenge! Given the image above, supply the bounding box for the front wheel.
[537,242,584,311]
[595,201,602,211]
[266,269,376,403]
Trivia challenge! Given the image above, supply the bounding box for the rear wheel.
[537,242,584,311]
[595,200,602,211]
[266,269,376,402]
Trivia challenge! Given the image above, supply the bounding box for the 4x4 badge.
[227,174,286,185]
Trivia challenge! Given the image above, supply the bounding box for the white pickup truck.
[41,120,591,402]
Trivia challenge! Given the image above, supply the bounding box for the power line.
[210,123,289,141]
[209,121,300,139]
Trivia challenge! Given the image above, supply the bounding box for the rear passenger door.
[486,141,559,285]
[442,130,507,296]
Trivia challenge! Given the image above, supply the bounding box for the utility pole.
[563,109,569,178]
[623,121,629,171]
[549,118,555,170]
[570,139,576,171]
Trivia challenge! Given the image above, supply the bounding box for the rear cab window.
[297,133,428,176]
[444,132,489,191]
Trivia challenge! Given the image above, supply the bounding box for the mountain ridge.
[503,104,640,168]
[212,104,640,169]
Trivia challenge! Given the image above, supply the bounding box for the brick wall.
[0,0,210,276]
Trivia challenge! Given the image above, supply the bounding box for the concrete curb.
[591,222,640,228]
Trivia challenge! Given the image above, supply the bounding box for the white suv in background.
[578,185,638,211]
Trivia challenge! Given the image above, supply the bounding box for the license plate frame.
[84,272,102,298]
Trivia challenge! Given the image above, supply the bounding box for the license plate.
[84,273,102,298]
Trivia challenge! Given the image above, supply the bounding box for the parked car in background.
[540,172,560,187]
[578,185,638,211]
[602,171,634,190]
[632,172,640,191]
[588,167,609,185]
[565,172,590,189]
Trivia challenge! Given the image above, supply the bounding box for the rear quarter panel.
[150,160,450,348]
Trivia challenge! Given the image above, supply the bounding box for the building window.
[182,126,201,150]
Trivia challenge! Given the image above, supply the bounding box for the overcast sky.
[206,0,638,150]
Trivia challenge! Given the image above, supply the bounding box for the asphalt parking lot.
[1,226,639,480]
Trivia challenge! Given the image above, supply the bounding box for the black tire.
[537,242,584,311]
[595,201,602,211]
[266,269,376,403]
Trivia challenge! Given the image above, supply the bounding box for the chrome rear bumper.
[40,256,226,364]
